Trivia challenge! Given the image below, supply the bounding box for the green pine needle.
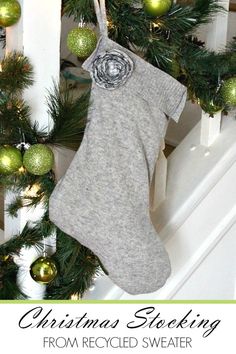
[0,52,34,94]
[46,82,89,150]
[46,229,100,300]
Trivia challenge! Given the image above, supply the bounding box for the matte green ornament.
[0,145,22,174]
[67,27,97,59]
[0,0,21,27]
[23,144,54,176]
[221,77,236,106]
[143,0,172,17]
[30,256,57,284]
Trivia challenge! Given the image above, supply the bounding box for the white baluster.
[200,0,230,147]
[4,0,61,299]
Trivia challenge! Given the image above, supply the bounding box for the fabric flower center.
[91,49,134,90]
[107,62,120,76]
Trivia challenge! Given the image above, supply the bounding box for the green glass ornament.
[143,0,172,17]
[221,77,236,106]
[67,27,97,59]
[0,0,21,27]
[0,145,22,174]
[200,100,222,117]
[30,256,57,284]
[23,144,54,176]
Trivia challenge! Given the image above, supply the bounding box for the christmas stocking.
[49,0,187,295]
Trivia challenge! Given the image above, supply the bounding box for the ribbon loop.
[93,0,108,37]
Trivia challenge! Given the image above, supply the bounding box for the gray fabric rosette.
[91,49,134,90]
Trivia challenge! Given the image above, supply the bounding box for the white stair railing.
[4,0,62,299]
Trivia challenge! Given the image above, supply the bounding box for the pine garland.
[46,83,89,150]
[62,0,236,111]
[0,52,99,300]
[0,52,33,93]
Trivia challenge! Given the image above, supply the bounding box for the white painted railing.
[4,0,61,299]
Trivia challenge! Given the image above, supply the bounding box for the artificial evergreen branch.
[6,194,45,217]
[62,0,133,22]
[0,219,50,257]
[46,229,100,299]
[0,170,55,195]
[46,83,89,150]
[63,1,212,73]
[0,257,24,300]
[179,36,236,107]
[6,196,23,217]
[0,52,33,94]
[62,0,97,22]
[0,98,41,146]
[193,0,224,24]
[1,170,55,217]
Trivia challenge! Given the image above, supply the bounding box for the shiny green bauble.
[0,0,21,27]
[23,144,54,176]
[143,0,172,17]
[30,256,57,284]
[221,77,236,106]
[67,27,97,59]
[0,145,22,174]
[200,100,222,116]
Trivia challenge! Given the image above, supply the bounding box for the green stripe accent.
[0,300,236,304]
